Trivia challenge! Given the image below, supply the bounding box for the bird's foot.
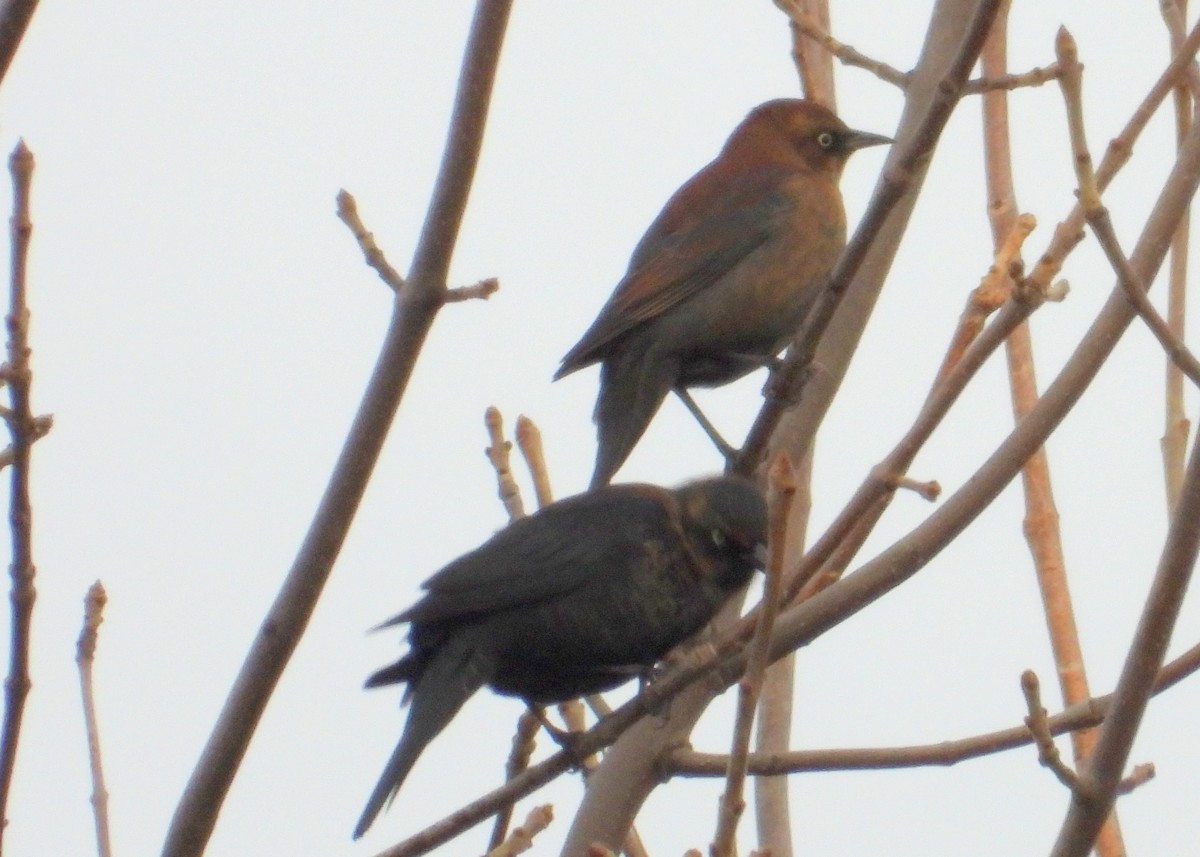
[527,705,591,767]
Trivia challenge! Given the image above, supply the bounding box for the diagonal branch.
[159,4,515,856]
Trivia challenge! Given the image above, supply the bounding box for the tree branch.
[0,140,34,851]
[159,4,515,856]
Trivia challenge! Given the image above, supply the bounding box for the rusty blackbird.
[556,99,890,487]
[354,476,766,837]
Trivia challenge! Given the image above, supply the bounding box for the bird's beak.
[752,542,770,570]
[844,129,893,151]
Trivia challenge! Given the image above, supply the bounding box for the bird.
[353,475,767,838]
[555,99,891,488]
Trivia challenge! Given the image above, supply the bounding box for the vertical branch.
[160,4,515,856]
[1161,0,1193,512]
[781,0,837,108]
[981,13,1126,856]
[0,140,33,853]
[77,582,113,857]
[757,3,832,850]
[753,455,810,857]
[711,458,795,857]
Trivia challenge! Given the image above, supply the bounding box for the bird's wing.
[556,165,796,376]
[385,485,677,625]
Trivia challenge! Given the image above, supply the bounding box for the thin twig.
[1056,28,1200,390]
[514,416,553,509]
[664,636,1200,778]
[337,190,406,292]
[483,407,528,847]
[77,582,113,857]
[487,711,539,851]
[484,804,553,857]
[160,5,516,855]
[485,407,526,521]
[0,412,49,470]
[1161,0,1200,98]
[446,277,499,302]
[1028,15,1200,290]
[931,213,1036,391]
[0,140,34,851]
[1160,0,1194,513]
[711,457,795,857]
[774,0,1058,94]
[1021,671,1081,791]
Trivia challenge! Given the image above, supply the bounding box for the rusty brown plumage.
[556,99,890,487]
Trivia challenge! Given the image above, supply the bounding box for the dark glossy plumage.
[353,476,767,838]
[556,99,890,487]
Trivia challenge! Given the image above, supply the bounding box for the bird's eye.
[816,131,836,149]
[711,529,726,548]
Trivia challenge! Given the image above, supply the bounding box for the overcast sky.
[0,2,1197,856]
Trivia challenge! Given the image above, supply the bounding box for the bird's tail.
[590,344,676,488]
[353,634,493,838]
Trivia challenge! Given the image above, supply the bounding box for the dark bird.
[354,476,767,838]
[555,99,891,487]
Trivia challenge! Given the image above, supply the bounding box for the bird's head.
[676,476,769,588]
[727,98,891,177]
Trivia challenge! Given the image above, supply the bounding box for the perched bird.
[354,476,767,838]
[556,99,891,487]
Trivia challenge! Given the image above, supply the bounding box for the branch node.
[484,407,525,520]
[446,277,500,303]
[1116,761,1156,795]
[336,189,407,293]
[1021,670,1082,791]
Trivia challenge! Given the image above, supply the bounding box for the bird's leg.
[673,388,736,462]
[527,704,589,766]
[729,352,783,374]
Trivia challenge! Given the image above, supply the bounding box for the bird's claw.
[528,705,591,768]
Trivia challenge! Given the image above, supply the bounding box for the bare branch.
[337,190,406,292]
[77,582,113,857]
[487,711,540,851]
[1056,29,1200,390]
[160,5,516,855]
[484,805,553,857]
[775,0,1057,95]
[0,139,34,849]
[664,638,1200,778]
[485,407,526,521]
[711,457,795,857]
[514,415,554,508]
[446,277,499,302]
[1160,0,1195,513]
[1021,671,1081,791]
[983,15,1127,855]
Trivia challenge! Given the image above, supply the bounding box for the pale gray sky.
[0,2,1196,856]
